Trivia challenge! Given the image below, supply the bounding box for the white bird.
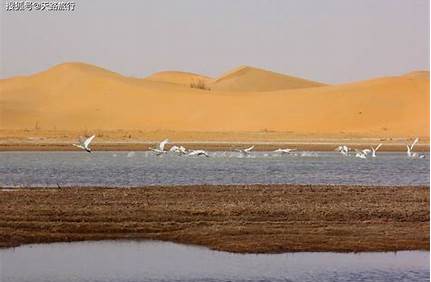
[354,149,371,159]
[406,138,418,157]
[406,145,422,158]
[150,139,169,155]
[72,135,95,153]
[169,145,187,155]
[169,145,180,152]
[335,145,351,156]
[188,149,209,157]
[407,138,424,158]
[178,146,187,154]
[370,143,383,158]
[274,148,296,154]
[235,145,255,155]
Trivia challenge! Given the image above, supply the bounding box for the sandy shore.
[1,130,429,152]
[0,185,428,253]
[1,142,429,152]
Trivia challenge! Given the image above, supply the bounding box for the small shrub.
[190,80,210,91]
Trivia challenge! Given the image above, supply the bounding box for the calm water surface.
[0,241,429,282]
[0,151,429,187]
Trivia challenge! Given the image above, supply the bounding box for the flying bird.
[235,145,255,155]
[169,145,187,155]
[150,139,169,155]
[354,149,371,159]
[188,149,209,157]
[274,148,296,154]
[72,135,95,153]
[406,138,425,158]
[370,143,382,158]
[335,145,351,156]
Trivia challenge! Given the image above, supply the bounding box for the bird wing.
[245,145,255,152]
[375,143,382,151]
[72,144,85,150]
[84,135,96,148]
[362,149,371,154]
[159,139,169,151]
[411,138,419,149]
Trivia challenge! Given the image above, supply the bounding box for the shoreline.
[0,184,428,253]
[1,130,429,152]
[0,142,429,152]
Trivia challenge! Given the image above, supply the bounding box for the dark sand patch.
[0,185,428,253]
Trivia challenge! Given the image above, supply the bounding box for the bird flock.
[335,138,424,159]
[72,135,425,159]
[149,139,209,157]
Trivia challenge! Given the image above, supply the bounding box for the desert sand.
[145,70,212,87]
[209,65,326,92]
[0,185,428,252]
[0,62,429,141]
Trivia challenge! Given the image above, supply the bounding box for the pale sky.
[0,0,429,83]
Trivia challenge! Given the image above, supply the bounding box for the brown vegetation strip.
[0,185,428,253]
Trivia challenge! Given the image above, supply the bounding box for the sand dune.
[145,71,212,87]
[209,65,326,92]
[0,62,429,138]
[145,65,326,92]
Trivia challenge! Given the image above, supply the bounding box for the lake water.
[0,241,428,282]
[0,151,429,187]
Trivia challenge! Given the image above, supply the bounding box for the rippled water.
[0,151,429,187]
[0,241,428,282]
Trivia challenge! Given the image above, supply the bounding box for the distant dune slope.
[0,62,429,137]
[145,71,212,87]
[209,65,326,92]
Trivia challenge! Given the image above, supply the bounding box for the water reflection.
[1,240,429,282]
